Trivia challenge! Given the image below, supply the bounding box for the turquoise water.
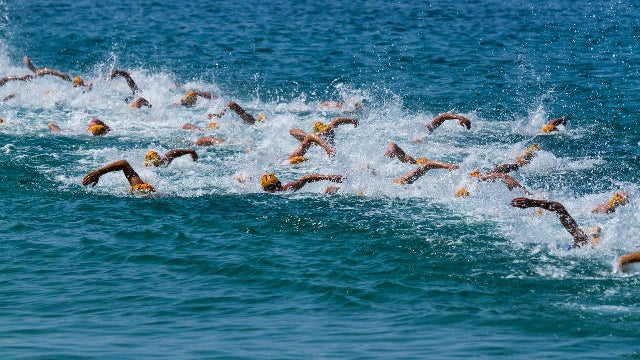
[1,0,639,358]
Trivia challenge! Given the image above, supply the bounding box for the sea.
[1,0,639,358]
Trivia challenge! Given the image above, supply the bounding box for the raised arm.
[426,113,471,133]
[479,172,529,192]
[289,133,336,159]
[328,117,358,128]
[82,160,144,188]
[0,75,34,87]
[110,69,139,94]
[510,197,590,247]
[282,174,343,192]
[619,251,640,272]
[164,149,198,164]
[228,101,256,124]
[384,142,417,164]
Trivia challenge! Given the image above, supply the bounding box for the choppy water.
[1,0,639,358]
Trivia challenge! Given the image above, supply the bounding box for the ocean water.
[1,0,639,358]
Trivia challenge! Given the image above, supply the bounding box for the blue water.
[1,0,640,358]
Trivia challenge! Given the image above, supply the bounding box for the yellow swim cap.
[208,121,220,130]
[182,91,198,106]
[88,124,108,136]
[524,144,540,156]
[0,118,3,124]
[131,183,155,193]
[261,173,280,190]
[455,187,470,197]
[469,170,482,178]
[144,150,163,167]
[313,121,332,133]
[416,157,428,165]
[541,124,557,133]
[73,76,83,87]
[608,191,629,208]
[289,156,308,165]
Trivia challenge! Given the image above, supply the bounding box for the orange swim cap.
[261,173,281,190]
[144,150,163,167]
[207,121,220,130]
[289,156,308,165]
[455,187,470,197]
[73,76,84,87]
[416,157,428,165]
[131,183,155,193]
[541,124,557,133]
[88,124,108,136]
[469,170,482,178]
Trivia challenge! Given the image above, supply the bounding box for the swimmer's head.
[72,76,84,87]
[588,226,602,245]
[608,191,629,209]
[455,187,470,197]
[207,121,220,130]
[289,156,308,165]
[470,170,482,178]
[313,121,332,133]
[144,150,163,167]
[88,124,109,136]
[131,183,156,193]
[0,118,3,124]
[524,144,540,156]
[261,173,281,191]
[541,124,557,133]
[256,113,266,122]
[181,91,198,106]
[416,157,428,165]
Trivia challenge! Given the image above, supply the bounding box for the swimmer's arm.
[228,101,256,124]
[0,75,34,87]
[548,116,567,127]
[23,56,39,73]
[164,149,198,164]
[194,91,214,99]
[510,197,589,247]
[481,172,527,192]
[426,113,471,132]
[384,142,417,164]
[591,203,614,214]
[329,117,358,128]
[394,161,458,185]
[619,251,640,272]
[289,128,308,142]
[110,70,139,94]
[283,174,343,192]
[36,68,72,82]
[82,160,144,187]
[48,122,61,133]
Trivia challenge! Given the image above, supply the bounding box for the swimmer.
[510,197,599,248]
[178,91,216,107]
[591,191,629,214]
[425,113,471,133]
[0,74,33,87]
[195,136,225,146]
[129,97,152,109]
[82,159,155,193]
[541,116,567,133]
[144,149,198,167]
[619,251,640,272]
[110,69,139,94]
[48,122,61,133]
[289,117,358,147]
[87,118,111,136]
[394,159,459,185]
[384,142,420,164]
[261,173,343,193]
[2,93,17,101]
[209,101,264,125]
[288,132,336,164]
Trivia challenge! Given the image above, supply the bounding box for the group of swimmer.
[2,57,638,272]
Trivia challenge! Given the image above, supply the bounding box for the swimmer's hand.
[82,172,101,187]
[458,117,471,130]
[510,197,537,208]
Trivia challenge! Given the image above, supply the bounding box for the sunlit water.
[1,0,639,358]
